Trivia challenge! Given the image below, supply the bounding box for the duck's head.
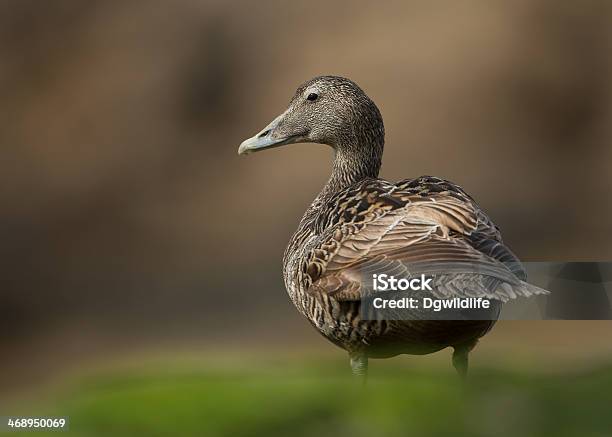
[238,76,384,158]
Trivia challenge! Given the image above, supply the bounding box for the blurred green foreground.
[5,359,612,437]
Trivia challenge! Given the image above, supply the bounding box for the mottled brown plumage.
[239,76,547,377]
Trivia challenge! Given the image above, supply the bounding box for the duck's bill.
[238,113,303,155]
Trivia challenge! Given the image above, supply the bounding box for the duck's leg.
[452,340,477,379]
[349,351,368,381]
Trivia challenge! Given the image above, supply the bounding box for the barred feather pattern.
[283,175,547,357]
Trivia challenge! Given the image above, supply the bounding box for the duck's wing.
[304,176,547,302]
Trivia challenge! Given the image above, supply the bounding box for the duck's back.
[283,176,538,356]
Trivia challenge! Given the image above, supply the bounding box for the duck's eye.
[306,93,318,101]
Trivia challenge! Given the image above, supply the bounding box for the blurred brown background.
[1,1,611,393]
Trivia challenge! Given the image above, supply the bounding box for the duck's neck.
[315,142,383,204]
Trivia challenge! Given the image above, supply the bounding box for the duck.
[238,76,547,378]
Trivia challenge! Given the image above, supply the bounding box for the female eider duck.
[238,76,546,378]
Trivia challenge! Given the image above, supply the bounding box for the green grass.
[5,360,612,437]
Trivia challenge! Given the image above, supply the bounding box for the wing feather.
[303,176,547,303]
